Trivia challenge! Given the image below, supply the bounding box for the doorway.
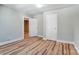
[24,18,29,39]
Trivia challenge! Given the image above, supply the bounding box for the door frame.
[44,12,58,40]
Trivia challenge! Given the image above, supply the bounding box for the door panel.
[46,13,57,40]
[29,18,37,36]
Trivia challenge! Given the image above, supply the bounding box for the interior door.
[46,13,57,40]
[29,18,37,37]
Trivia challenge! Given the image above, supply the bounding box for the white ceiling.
[3,4,76,17]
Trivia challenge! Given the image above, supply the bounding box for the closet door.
[29,18,37,37]
[46,13,57,40]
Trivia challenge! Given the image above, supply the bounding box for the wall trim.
[0,37,23,46]
[74,44,79,54]
[41,36,74,44]
[37,35,44,38]
[22,16,24,41]
[43,37,74,44]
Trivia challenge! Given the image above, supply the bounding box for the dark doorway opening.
[24,18,29,40]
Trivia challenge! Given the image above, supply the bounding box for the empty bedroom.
[0,4,79,55]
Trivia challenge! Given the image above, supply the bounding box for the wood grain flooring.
[0,37,78,55]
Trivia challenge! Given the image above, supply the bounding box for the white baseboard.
[0,37,23,46]
[56,39,74,44]
[74,44,79,54]
[43,37,74,44]
[37,35,44,37]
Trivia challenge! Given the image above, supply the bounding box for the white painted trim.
[37,35,44,37]
[0,37,23,46]
[38,36,74,44]
[74,44,79,54]
[22,16,24,39]
[43,37,74,44]
[55,39,74,44]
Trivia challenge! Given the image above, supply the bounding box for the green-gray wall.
[34,5,79,43]
[34,14,43,36]
[0,5,23,42]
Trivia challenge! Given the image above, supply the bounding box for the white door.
[46,13,57,40]
[29,18,37,36]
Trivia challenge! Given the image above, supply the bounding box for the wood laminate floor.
[24,32,29,39]
[0,37,78,55]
